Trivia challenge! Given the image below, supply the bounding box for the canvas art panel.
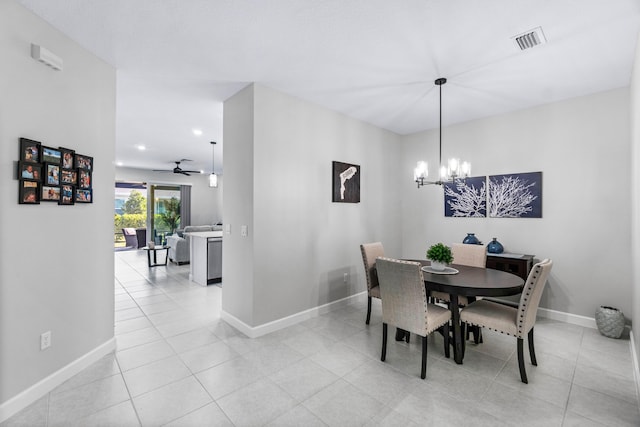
[488,172,542,218]
[443,176,487,217]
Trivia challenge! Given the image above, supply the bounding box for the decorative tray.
[421,266,459,275]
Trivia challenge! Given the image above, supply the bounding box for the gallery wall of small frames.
[17,138,93,205]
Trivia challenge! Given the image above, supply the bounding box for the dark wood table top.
[409,259,524,298]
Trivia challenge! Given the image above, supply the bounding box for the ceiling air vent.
[512,27,547,51]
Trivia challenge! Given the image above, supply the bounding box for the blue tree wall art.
[488,172,542,218]
[444,176,487,217]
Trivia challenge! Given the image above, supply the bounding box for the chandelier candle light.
[414,78,471,187]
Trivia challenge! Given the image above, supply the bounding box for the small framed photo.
[61,169,77,185]
[18,162,41,181]
[332,161,360,203]
[59,147,75,170]
[59,184,74,205]
[42,146,62,164]
[45,163,60,186]
[19,138,41,163]
[78,169,91,189]
[75,154,93,171]
[41,185,61,202]
[19,180,39,204]
[75,188,92,203]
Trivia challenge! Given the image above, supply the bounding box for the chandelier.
[414,78,471,188]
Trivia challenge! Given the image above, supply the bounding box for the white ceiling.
[16,0,640,174]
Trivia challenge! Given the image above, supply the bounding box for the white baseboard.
[0,337,116,423]
[537,307,597,329]
[630,331,640,410]
[222,292,365,338]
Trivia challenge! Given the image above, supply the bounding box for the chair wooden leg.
[381,323,388,362]
[528,328,537,366]
[443,322,450,359]
[366,296,372,325]
[473,326,483,344]
[517,337,528,384]
[421,336,428,379]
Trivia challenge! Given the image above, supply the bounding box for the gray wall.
[401,88,632,319]
[631,31,640,371]
[115,166,223,226]
[222,85,255,325]
[223,84,403,327]
[0,0,115,405]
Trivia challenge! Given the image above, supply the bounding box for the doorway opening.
[114,182,147,249]
[149,184,181,245]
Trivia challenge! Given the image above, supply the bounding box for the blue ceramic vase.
[462,233,480,245]
[487,238,504,254]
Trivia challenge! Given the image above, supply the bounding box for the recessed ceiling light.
[192,129,203,136]
[137,145,146,151]
[116,161,123,166]
[199,170,204,174]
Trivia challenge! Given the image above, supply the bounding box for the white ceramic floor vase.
[595,306,625,339]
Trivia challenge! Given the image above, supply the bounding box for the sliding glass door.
[148,184,181,245]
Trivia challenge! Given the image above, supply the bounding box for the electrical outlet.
[241,225,248,237]
[343,273,348,283]
[40,331,51,350]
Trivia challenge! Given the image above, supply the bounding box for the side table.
[486,253,534,281]
[142,246,169,267]
[484,253,534,306]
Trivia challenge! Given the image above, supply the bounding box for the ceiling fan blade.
[178,170,201,174]
[152,169,173,172]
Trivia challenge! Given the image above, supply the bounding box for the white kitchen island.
[187,230,223,286]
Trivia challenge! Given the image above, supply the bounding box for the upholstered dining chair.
[431,243,486,342]
[376,257,451,379]
[360,242,385,325]
[460,258,553,384]
[431,243,486,305]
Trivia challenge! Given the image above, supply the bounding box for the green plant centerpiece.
[426,243,453,271]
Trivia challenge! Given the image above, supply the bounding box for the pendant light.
[209,141,218,188]
[414,78,471,188]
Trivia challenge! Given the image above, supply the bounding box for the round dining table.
[410,259,524,364]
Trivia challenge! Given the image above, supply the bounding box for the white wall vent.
[512,27,547,51]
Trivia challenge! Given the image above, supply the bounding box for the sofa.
[166,224,222,264]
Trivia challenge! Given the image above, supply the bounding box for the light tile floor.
[3,250,639,426]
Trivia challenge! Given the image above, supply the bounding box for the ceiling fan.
[153,160,201,176]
